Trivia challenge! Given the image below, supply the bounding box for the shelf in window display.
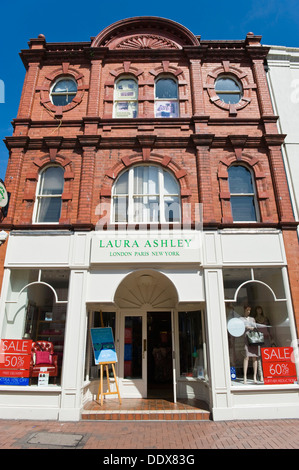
[39,331,63,336]
[39,320,65,324]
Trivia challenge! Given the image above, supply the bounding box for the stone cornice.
[5,132,284,152]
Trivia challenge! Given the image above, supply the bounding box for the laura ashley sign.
[90,231,202,264]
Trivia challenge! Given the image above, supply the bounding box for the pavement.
[0,418,299,453]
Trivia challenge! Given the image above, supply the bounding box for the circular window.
[215,76,242,104]
[50,77,78,106]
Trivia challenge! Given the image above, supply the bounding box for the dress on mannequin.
[242,305,258,384]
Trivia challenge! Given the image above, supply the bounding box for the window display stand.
[97,361,121,406]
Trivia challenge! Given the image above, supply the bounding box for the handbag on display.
[246,328,264,345]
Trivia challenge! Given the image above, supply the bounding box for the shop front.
[0,228,298,421]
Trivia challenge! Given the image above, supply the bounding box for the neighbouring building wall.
[267,46,299,331]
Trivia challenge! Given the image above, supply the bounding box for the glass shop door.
[119,312,147,397]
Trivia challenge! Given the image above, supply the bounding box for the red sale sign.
[261,347,297,385]
[0,339,32,378]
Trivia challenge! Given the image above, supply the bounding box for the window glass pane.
[114,172,128,195]
[164,171,179,195]
[253,268,286,300]
[217,93,241,104]
[115,79,138,101]
[38,197,62,223]
[52,95,70,106]
[155,101,179,118]
[53,79,77,93]
[113,197,128,223]
[215,78,240,92]
[134,196,159,223]
[124,316,142,379]
[179,311,204,378]
[229,166,254,194]
[40,167,64,195]
[164,196,180,222]
[223,268,252,300]
[225,268,294,386]
[156,78,178,99]
[134,167,159,195]
[115,101,138,118]
[230,196,256,221]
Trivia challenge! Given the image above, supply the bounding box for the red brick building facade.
[0,17,298,421]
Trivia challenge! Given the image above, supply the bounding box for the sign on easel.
[90,327,117,364]
[90,327,121,405]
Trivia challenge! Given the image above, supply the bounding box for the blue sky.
[1,0,299,182]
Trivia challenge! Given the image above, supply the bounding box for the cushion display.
[35,351,53,365]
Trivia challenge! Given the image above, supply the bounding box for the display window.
[178,310,207,380]
[0,269,69,386]
[224,268,298,385]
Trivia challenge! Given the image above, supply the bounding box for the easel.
[96,311,121,405]
[97,361,122,405]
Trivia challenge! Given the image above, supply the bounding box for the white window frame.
[228,164,259,223]
[33,165,64,224]
[113,76,138,118]
[154,75,179,118]
[50,76,78,106]
[111,165,181,224]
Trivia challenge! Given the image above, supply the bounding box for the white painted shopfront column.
[59,269,88,421]
[204,268,232,420]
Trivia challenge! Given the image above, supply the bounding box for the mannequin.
[254,306,273,346]
[242,305,258,384]
[254,305,273,382]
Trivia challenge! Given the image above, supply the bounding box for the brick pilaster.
[265,136,295,223]
[76,137,100,225]
[87,60,102,117]
[3,138,29,224]
[191,134,216,223]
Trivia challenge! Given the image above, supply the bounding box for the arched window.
[112,165,181,223]
[113,77,138,118]
[155,76,179,118]
[215,75,242,104]
[50,77,78,106]
[34,166,64,223]
[228,165,258,222]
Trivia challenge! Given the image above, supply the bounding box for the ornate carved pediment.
[115,34,179,50]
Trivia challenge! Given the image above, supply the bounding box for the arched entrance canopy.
[114,269,179,309]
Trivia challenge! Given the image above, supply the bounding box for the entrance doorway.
[119,310,175,399]
[147,312,173,399]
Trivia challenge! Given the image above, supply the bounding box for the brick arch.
[217,153,270,223]
[100,153,191,198]
[149,62,185,80]
[218,153,266,178]
[31,153,73,174]
[109,63,144,80]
